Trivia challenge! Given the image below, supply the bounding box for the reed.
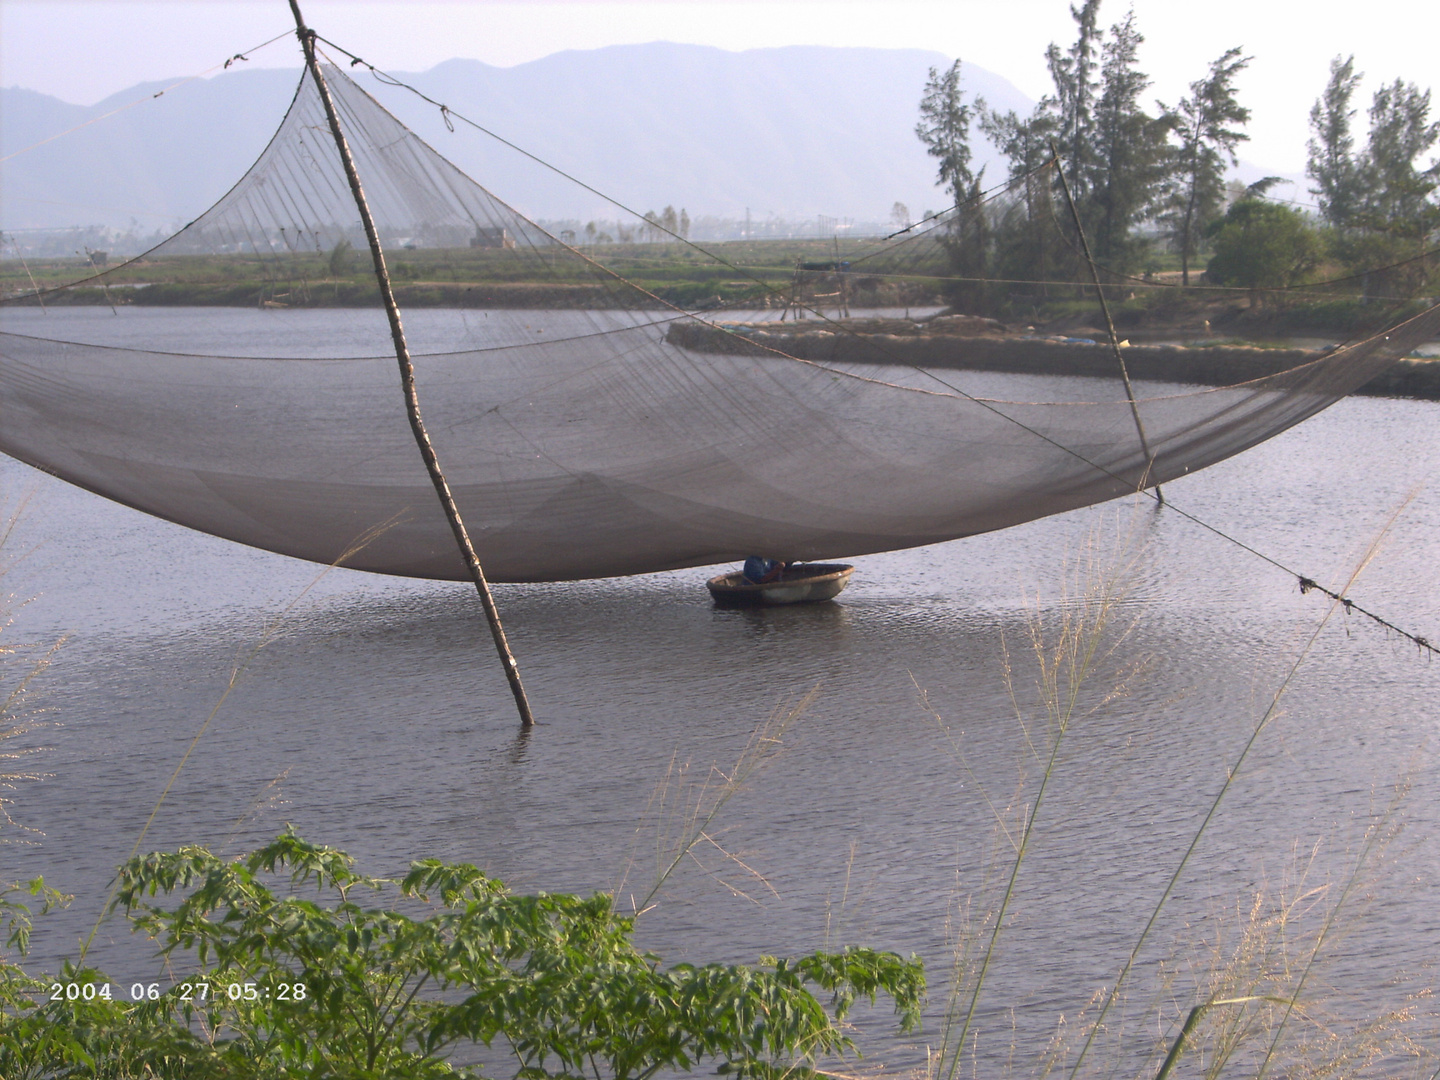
[910,503,1438,1080]
[1151,814,1429,1080]
[620,685,816,916]
[1,491,72,1036]
[0,493,61,846]
[919,519,1148,1080]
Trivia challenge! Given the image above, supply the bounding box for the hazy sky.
[2,0,1436,175]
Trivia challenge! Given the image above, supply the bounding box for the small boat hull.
[706,563,854,606]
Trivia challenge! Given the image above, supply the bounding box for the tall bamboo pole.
[289,0,535,727]
[1049,142,1164,503]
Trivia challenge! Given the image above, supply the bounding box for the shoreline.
[6,299,1436,400]
[665,317,1440,401]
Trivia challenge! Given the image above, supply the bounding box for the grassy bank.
[5,238,1435,344]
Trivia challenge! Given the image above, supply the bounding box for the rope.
[0,30,294,165]
[11,43,1438,659]
[314,47,1438,658]
[0,67,317,307]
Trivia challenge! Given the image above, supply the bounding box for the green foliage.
[1307,55,1366,230]
[1361,78,1440,242]
[1044,0,1103,200]
[1308,56,1439,294]
[974,1,1105,302]
[1088,11,1173,270]
[916,60,975,212]
[2,877,69,963]
[925,6,1437,321]
[1206,200,1322,299]
[328,239,354,278]
[1160,46,1253,285]
[0,830,924,1079]
[916,60,990,311]
[967,6,1249,304]
[977,103,1062,304]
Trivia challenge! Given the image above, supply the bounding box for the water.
[2,308,1438,1075]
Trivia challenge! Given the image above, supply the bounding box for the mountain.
[1,75,303,234]
[0,43,1034,232]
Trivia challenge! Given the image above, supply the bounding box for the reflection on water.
[2,311,1438,1075]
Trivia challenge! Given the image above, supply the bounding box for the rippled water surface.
[3,309,1438,1074]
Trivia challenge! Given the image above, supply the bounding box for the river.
[2,307,1437,1076]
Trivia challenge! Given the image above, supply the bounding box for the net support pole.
[1049,142,1164,503]
[289,0,536,728]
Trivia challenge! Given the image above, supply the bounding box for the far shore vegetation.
[3,0,1436,343]
[2,231,1433,344]
[903,1,1438,339]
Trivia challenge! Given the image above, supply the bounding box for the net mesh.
[3,64,1438,581]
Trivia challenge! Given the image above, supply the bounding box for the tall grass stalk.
[1,491,63,845]
[1153,796,1426,1080]
[823,840,872,949]
[1253,782,1412,1079]
[1065,497,1415,1079]
[622,685,815,916]
[77,516,399,961]
[930,524,1146,1080]
[1159,848,1330,1078]
[0,640,60,844]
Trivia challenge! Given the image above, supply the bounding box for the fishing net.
[3,63,1438,581]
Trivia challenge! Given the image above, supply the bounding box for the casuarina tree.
[916,59,988,309]
[1046,0,1104,205]
[1360,78,1440,246]
[1161,46,1253,285]
[1088,10,1173,271]
[1307,55,1365,230]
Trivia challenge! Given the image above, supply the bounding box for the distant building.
[470,226,516,250]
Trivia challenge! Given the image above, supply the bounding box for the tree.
[1088,10,1173,269]
[1307,55,1365,230]
[678,208,691,239]
[1161,46,1253,285]
[2,832,926,1078]
[916,59,976,210]
[1312,68,1440,296]
[916,59,988,309]
[327,238,353,278]
[978,98,1061,299]
[1360,78,1440,243]
[1046,0,1104,203]
[977,2,1161,295]
[1205,198,1321,304]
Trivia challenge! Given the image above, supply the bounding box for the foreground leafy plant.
[1,830,923,1079]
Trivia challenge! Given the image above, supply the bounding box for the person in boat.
[742,556,787,584]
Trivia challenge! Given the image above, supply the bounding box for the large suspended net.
[2,62,1438,582]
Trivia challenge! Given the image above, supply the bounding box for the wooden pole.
[1049,142,1164,503]
[288,0,536,727]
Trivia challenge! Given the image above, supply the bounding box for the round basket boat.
[706,563,854,606]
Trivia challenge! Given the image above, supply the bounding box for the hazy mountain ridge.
[1,42,1034,232]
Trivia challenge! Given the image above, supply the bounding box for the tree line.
[915,0,1439,316]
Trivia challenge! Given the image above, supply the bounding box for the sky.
[1,0,1437,177]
